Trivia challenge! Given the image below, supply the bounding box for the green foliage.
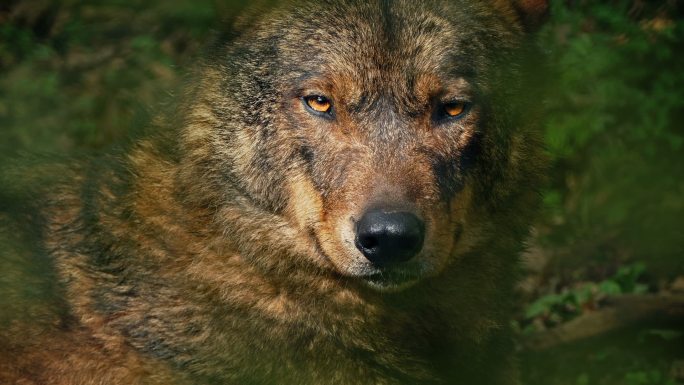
[0,0,218,154]
[624,370,676,385]
[612,262,649,294]
[575,373,590,385]
[538,0,684,275]
[520,263,650,333]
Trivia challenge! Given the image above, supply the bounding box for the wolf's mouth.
[360,267,426,291]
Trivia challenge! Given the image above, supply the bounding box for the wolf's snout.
[354,210,425,266]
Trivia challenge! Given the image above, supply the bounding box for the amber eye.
[443,101,467,118]
[304,95,332,114]
[303,95,333,115]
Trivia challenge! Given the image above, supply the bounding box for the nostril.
[354,210,425,266]
[358,234,378,250]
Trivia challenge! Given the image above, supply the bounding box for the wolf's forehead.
[275,1,468,86]
[319,2,458,53]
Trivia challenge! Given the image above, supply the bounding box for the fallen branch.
[522,294,684,350]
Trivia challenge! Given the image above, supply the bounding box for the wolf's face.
[207,0,543,291]
[279,4,483,291]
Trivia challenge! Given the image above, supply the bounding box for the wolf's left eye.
[303,95,333,115]
[432,100,471,123]
[433,100,471,123]
[442,101,469,119]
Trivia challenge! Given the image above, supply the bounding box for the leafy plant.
[521,263,650,332]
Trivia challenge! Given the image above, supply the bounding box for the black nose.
[355,210,425,266]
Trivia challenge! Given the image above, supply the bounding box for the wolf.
[0,0,547,384]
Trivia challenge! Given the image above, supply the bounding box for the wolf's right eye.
[303,95,333,116]
[444,102,467,117]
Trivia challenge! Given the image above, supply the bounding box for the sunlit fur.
[0,0,547,384]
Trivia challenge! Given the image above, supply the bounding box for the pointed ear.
[511,0,549,32]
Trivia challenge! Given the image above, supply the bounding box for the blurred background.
[0,0,682,384]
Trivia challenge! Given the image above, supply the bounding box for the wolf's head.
[179,0,547,291]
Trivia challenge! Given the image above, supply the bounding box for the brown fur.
[0,1,547,384]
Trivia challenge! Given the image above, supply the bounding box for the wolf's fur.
[0,1,547,384]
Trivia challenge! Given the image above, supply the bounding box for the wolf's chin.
[362,277,420,292]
